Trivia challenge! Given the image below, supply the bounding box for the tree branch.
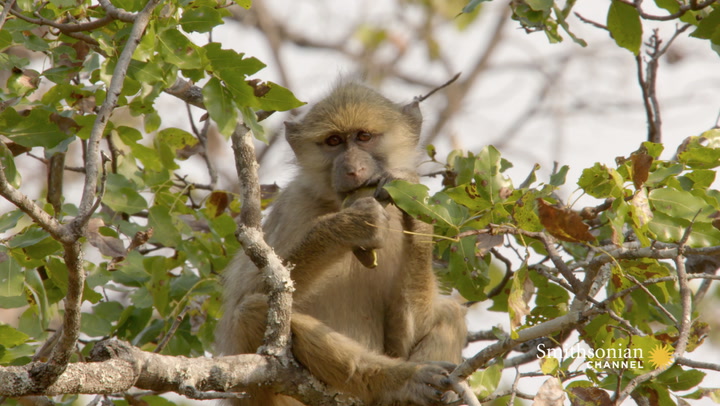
[230,123,293,357]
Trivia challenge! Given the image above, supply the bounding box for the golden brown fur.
[216,83,467,406]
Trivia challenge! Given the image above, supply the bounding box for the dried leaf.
[207,190,230,217]
[537,199,594,243]
[631,152,652,189]
[568,387,612,406]
[87,218,126,258]
[533,377,565,406]
[127,228,153,252]
[475,233,503,256]
[631,188,653,227]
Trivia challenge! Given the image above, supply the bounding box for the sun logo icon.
[648,344,674,369]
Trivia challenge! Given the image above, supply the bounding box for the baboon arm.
[282,200,385,292]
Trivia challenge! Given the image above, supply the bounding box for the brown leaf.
[5,141,31,156]
[631,152,653,189]
[475,233,503,256]
[568,387,612,406]
[127,228,153,252]
[207,190,231,217]
[711,211,720,231]
[49,113,81,134]
[87,218,126,258]
[537,199,594,243]
[247,79,270,97]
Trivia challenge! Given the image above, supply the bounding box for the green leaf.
[203,77,237,137]
[155,128,198,166]
[540,356,559,375]
[127,59,166,86]
[80,312,112,337]
[104,173,148,215]
[658,365,706,391]
[157,29,204,70]
[649,188,714,221]
[578,163,625,198]
[691,7,720,42]
[0,30,13,52]
[677,142,720,169]
[607,0,643,55]
[526,0,553,12]
[469,362,502,398]
[0,324,29,347]
[115,126,163,172]
[180,5,227,33]
[384,181,437,222]
[234,0,251,9]
[204,43,265,77]
[549,164,569,187]
[0,143,21,188]
[148,205,183,247]
[461,0,491,14]
[649,212,720,246]
[256,82,305,111]
[447,237,489,301]
[146,256,171,317]
[0,108,70,149]
[0,257,24,297]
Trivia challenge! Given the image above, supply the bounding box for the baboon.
[216,82,467,406]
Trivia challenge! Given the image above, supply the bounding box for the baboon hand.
[342,196,390,250]
[385,362,457,406]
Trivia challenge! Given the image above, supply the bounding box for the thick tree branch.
[0,340,338,403]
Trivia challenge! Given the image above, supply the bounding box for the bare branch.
[614,0,716,21]
[0,0,15,30]
[97,0,137,22]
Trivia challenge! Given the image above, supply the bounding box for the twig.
[72,0,162,235]
[0,1,100,46]
[676,357,720,372]
[97,0,137,22]
[624,274,677,324]
[415,73,461,103]
[425,6,511,144]
[636,25,691,143]
[573,11,608,31]
[450,380,480,406]
[0,0,15,30]
[487,248,512,298]
[613,219,696,403]
[155,306,190,354]
[614,0,716,21]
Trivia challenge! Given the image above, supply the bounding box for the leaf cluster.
[385,136,720,404]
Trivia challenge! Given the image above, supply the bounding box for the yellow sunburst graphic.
[648,344,674,369]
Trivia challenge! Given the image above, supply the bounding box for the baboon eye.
[325,135,343,146]
[356,131,373,142]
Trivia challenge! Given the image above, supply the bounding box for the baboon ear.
[284,121,301,151]
[401,100,422,137]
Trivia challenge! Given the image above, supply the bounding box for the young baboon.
[216,82,467,406]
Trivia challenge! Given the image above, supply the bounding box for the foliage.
[463,0,720,55]
[389,135,720,403]
[0,0,719,405]
[0,0,301,377]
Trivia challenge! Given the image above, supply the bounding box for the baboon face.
[284,83,422,198]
